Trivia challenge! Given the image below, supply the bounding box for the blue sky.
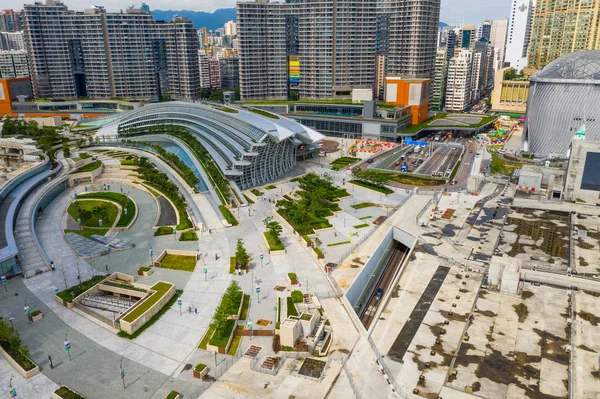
[4,0,510,25]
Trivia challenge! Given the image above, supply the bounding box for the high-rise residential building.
[458,25,477,50]
[490,19,508,69]
[432,48,448,110]
[375,55,386,100]
[208,58,221,90]
[505,0,534,71]
[528,0,600,70]
[0,31,24,51]
[446,30,457,60]
[0,10,21,32]
[470,39,494,99]
[387,0,441,78]
[237,0,377,100]
[220,56,239,88]
[224,20,237,36]
[22,1,200,100]
[479,20,492,41]
[198,50,210,89]
[200,27,208,46]
[0,50,29,78]
[445,49,473,111]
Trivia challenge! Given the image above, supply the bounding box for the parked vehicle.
[375,288,383,300]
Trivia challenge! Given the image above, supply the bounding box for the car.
[366,158,373,163]
[395,161,400,166]
[418,159,424,164]
[449,180,458,185]
[375,288,383,300]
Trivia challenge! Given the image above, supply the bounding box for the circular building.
[524,50,600,158]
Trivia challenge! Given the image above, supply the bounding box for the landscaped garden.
[350,168,394,194]
[159,254,197,272]
[64,228,109,238]
[68,200,118,227]
[121,282,174,323]
[73,160,102,174]
[76,192,136,227]
[136,157,193,230]
[56,274,107,303]
[207,281,243,349]
[263,217,284,251]
[276,173,348,235]
[330,157,360,171]
[0,317,36,372]
[286,290,303,317]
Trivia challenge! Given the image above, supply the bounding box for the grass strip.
[73,160,101,173]
[349,179,394,194]
[118,289,182,339]
[353,223,369,229]
[327,241,351,247]
[219,205,238,226]
[358,216,372,220]
[240,294,250,320]
[122,282,173,323]
[64,228,109,238]
[198,327,215,349]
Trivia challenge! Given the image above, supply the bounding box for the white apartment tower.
[198,50,210,89]
[504,0,534,71]
[0,50,29,78]
[431,47,447,110]
[445,49,473,111]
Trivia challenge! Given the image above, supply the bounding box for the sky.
[1,0,510,25]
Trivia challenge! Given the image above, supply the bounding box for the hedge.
[219,205,238,226]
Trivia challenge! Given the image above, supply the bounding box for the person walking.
[194,308,198,315]
[105,264,108,272]
[48,355,53,369]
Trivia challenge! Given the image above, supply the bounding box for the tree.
[235,238,250,268]
[267,220,282,240]
[210,307,229,337]
[62,142,70,158]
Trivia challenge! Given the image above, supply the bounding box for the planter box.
[54,295,75,309]
[269,249,286,256]
[311,248,325,260]
[287,275,298,285]
[52,386,86,399]
[164,392,180,399]
[28,312,43,322]
[137,269,153,277]
[0,344,39,379]
[193,366,208,379]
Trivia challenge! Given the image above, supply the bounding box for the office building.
[457,25,476,51]
[220,56,239,89]
[432,48,448,111]
[0,10,21,32]
[445,49,473,111]
[446,30,457,60]
[0,31,24,51]
[387,0,441,79]
[471,39,494,98]
[524,51,600,158]
[505,0,534,71]
[490,19,508,69]
[0,50,29,78]
[479,20,491,41]
[22,1,200,100]
[528,0,600,70]
[208,58,221,90]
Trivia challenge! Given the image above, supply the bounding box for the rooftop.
[532,50,600,83]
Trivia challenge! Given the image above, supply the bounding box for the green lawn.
[64,228,109,238]
[387,173,444,187]
[179,231,198,241]
[330,157,360,171]
[154,226,174,236]
[264,231,284,251]
[73,160,102,173]
[351,202,376,209]
[218,106,239,113]
[240,294,250,320]
[54,386,85,399]
[229,257,236,274]
[219,205,239,226]
[490,152,522,176]
[227,335,242,356]
[77,192,136,227]
[349,180,394,194]
[249,108,279,119]
[208,319,236,347]
[122,282,173,323]
[287,297,298,317]
[250,189,263,197]
[243,194,254,204]
[160,254,197,272]
[68,200,118,227]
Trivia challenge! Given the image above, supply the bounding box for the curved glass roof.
[532,50,600,82]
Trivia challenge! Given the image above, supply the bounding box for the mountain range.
[152,8,449,32]
[152,8,236,31]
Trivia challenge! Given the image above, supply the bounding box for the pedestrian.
[105,264,108,272]
[194,308,198,314]
[48,355,53,369]
[188,306,192,314]
[334,231,337,237]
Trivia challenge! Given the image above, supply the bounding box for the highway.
[359,242,409,330]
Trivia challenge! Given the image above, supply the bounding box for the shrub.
[195,363,207,372]
[219,205,239,226]
[291,290,304,303]
[179,231,198,241]
[154,226,174,236]
[272,334,281,353]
